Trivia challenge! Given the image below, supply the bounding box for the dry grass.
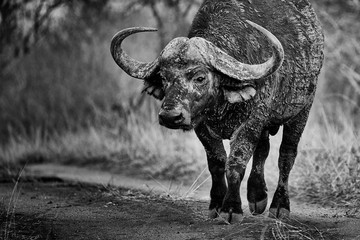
[0,1,359,213]
[290,6,360,210]
[0,116,206,184]
[212,214,327,240]
[267,218,325,240]
[0,167,44,240]
[293,106,360,211]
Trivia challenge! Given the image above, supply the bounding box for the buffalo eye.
[194,76,206,84]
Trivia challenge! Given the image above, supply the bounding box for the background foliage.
[0,0,359,209]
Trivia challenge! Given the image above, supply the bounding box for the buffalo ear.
[142,74,165,100]
[223,86,256,103]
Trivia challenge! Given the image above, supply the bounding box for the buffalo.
[111,0,324,223]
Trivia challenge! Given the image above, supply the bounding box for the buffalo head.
[110,21,284,130]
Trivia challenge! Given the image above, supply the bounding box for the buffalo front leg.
[195,123,227,219]
[247,130,270,215]
[221,121,264,223]
[269,107,311,219]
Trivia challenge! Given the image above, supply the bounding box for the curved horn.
[195,20,284,81]
[244,20,284,79]
[110,27,160,79]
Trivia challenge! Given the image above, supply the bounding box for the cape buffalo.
[110,0,324,223]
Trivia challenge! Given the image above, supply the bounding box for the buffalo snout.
[158,108,191,130]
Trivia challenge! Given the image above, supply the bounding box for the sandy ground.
[0,164,359,240]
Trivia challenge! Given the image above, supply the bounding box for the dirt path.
[0,164,359,240]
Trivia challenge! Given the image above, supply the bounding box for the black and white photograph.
[0,0,359,239]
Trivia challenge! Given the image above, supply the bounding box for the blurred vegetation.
[0,0,359,208]
[0,0,115,140]
[297,0,360,211]
[0,0,206,183]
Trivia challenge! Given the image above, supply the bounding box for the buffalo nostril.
[158,112,166,124]
[173,113,184,124]
[159,110,184,124]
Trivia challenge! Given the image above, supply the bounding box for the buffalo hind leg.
[269,107,311,219]
[195,123,227,219]
[247,130,269,215]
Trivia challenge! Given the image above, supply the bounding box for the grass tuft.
[294,105,360,211]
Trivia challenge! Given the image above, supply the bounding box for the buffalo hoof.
[208,208,220,219]
[219,209,244,224]
[249,196,268,215]
[269,207,290,219]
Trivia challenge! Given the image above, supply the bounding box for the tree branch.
[182,0,195,18]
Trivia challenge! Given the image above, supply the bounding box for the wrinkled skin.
[159,65,218,130]
[111,0,324,223]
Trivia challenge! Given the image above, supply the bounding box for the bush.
[291,3,360,209]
